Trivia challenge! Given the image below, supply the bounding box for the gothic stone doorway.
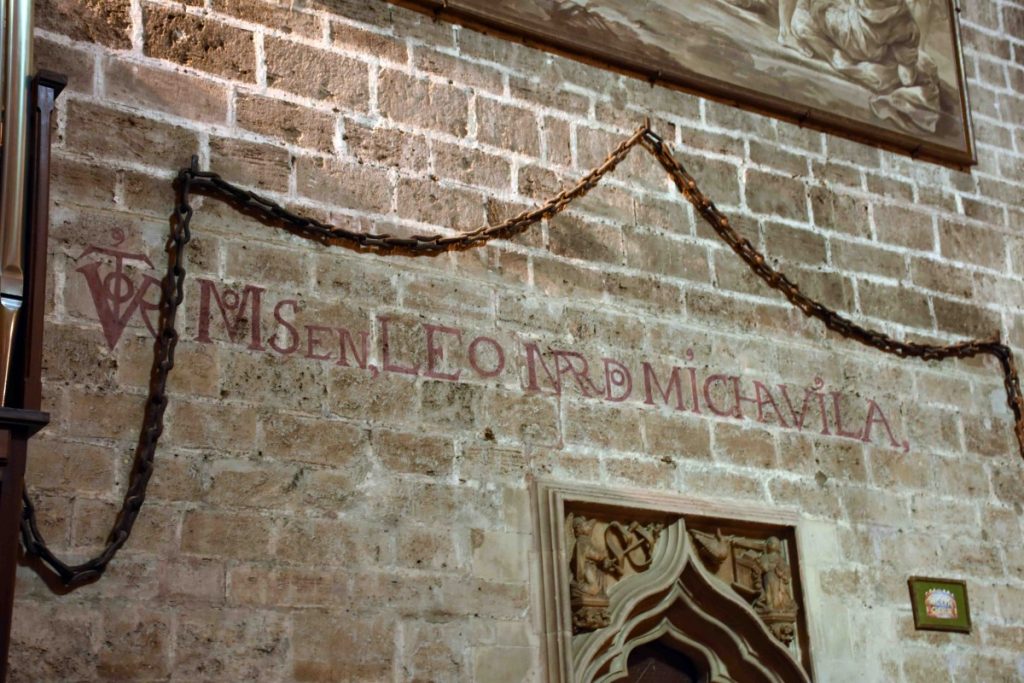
[535,481,814,683]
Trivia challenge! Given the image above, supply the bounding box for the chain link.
[187,125,646,252]
[19,163,194,587]
[19,122,1024,588]
[639,129,1024,459]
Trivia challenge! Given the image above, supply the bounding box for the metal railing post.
[0,0,32,406]
[0,56,64,683]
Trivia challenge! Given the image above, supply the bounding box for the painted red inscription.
[77,242,912,453]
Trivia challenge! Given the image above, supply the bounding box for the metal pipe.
[0,0,33,406]
[0,0,6,149]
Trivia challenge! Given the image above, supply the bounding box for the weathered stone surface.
[213,0,321,37]
[378,69,469,136]
[939,218,1007,270]
[295,156,393,212]
[474,646,535,682]
[181,510,273,560]
[26,437,115,494]
[746,170,809,222]
[433,142,512,190]
[373,429,454,476]
[415,46,503,93]
[38,0,131,48]
[476,97,540,156]
[344,119,429,171]
[873,203,935,251]
[235,93,337,152]
[36,37,95,94]
[209,137,292,192]
[291,611,395,681]
[688,156,742,207]
[144,5,256,81]
[396,177,486,230]
[549,212,624,265]
[174,608,289,682]
[65,100,199,168]
[265,37,370,109]
[104,59,229,123]
[809,186,871,237]
[858,280,933,329]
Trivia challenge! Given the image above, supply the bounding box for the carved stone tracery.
[690,529,799,646]
[538,481,814,682]
[570,520,809,683]
[567,513,665,633]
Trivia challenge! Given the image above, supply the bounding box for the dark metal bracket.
[0,70,66,683]
[0,408,49,437]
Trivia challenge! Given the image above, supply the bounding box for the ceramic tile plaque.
[908,576,971,633]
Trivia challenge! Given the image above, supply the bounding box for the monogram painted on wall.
[394,0,975,166]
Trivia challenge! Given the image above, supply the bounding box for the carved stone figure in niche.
[566,513,664,633]
[690,529,799,645]
[568,515,615,631]
[752,537,797,612]
[751,536,799,644]
[689,528,731,571]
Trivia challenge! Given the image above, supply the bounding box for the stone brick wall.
[11,0,1024,680]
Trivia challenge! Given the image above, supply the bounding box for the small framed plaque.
[908,576,971,633]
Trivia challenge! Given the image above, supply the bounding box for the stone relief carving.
[537,481,813,682]
[566,513,664,633]
[690,529,799,645]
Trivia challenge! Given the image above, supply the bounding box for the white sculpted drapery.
[724,0,945,133]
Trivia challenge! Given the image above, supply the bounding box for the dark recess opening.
[623,640,707,683]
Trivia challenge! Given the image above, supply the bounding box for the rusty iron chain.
[19,165,195,587]
[638,130,1024,460]
[182,125,646,252]
[19,121,1024,588]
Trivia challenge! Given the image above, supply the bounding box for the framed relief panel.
[534,480,816,682]
[394,0,975,167]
